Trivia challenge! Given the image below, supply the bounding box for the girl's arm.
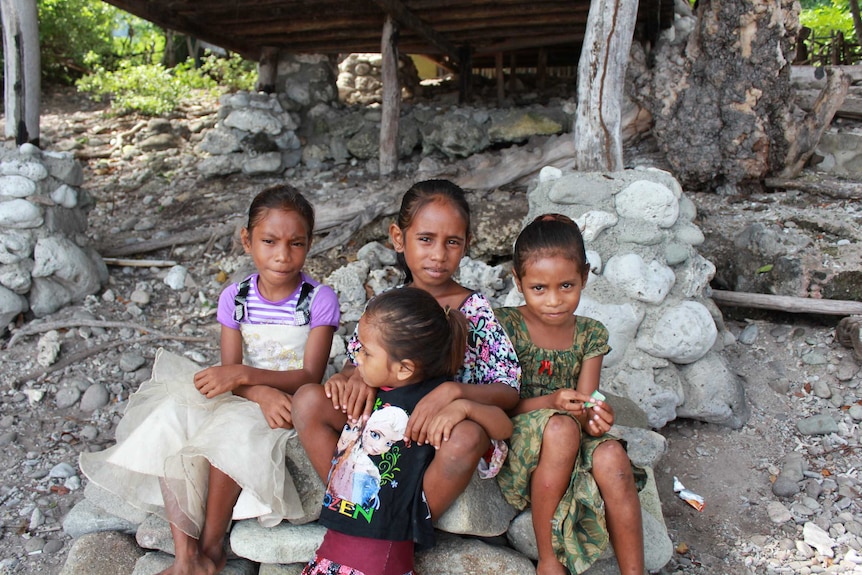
[194,325,336,398]
[507,354,603,418]
[577,354,616,436]
[424,399,512,449]
[405,294,521,443]
[404,381,519,445]
[508,354,614,437]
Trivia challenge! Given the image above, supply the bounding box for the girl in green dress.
[495,214,645,575]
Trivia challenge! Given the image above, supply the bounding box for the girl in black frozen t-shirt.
[295,287,513,575]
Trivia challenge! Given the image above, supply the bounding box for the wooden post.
[495,52,505,105]
[379,16,401,176]
[574,0,639,172]
[257,46,280,93]
[508,52,517,92]
[1,0,40,145]
[851,0,862,53]
[458,45,472,104]
[537,47,548,91]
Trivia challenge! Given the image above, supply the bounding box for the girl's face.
[390,198,469,291]
[241,208,310,301]
[514,253,588,328]
[355,317,401,389]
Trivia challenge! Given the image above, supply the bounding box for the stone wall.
[336,53,422,105]
[195,91,577,177]
[0,144,106,331]
[322,168,749,431]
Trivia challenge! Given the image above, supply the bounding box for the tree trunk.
[638,0,803,190]
[573,0,639,172]
[1,0,40,145]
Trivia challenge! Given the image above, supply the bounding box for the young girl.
[494,214,646,575]
[293,179,521,521]
[299,287,512,575]
[80,184,340,575]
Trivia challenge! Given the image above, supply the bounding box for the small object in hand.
[584,389,606,408]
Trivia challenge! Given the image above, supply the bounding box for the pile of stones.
[336,53,422,106]
[0,144,106,332]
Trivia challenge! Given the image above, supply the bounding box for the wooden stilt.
[496,52,504,105]
[537,47,548,90]
[256,46,279,93]
[574,0,639,171]
[1,0,40,145]
[380,16,401,176]
[458,45,472,104]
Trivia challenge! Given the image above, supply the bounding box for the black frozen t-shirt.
[318,377,444,548]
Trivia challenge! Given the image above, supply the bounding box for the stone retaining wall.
[0,143,106,332]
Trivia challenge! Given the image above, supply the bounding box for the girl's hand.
[422,399,471,448]
[405,382,461,445]
[548,388,594,416]
[194,365,248,398]
[324,369,376,423]
[247,386,294,429]
[584,399,615,437]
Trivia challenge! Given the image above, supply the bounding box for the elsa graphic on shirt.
[326,405,409,509]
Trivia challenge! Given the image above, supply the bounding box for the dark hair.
[513,214,589,279]
[247,184,315,240]
[363,287,468,380]
[394,180,471,283]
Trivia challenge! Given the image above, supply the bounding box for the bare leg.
[592,440,644,575]
[292,384,347,482]
[531,415,580,575]
[423,419,489,520]
[157,479,218,575]
[199,466,242,572]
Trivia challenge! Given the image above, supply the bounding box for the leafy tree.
[37,0,116,82]
[32,0,166,83]
[801,0,855,39]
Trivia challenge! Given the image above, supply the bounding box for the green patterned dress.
[494,307,646,574]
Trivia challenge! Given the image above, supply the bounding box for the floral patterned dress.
[494,307,646,575]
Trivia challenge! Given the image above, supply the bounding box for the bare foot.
[155,553,220,575]
[536,557,569,575]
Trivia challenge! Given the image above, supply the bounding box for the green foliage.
[76,51,257,115]
[199,53,257,92]
[37,0,116,82]
[76,61,184,116]
[800,0,856,41]
[35,0,166,83]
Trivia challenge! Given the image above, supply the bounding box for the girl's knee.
[543,415,580,445]
[292,384,331,426]
[592,441,634,480]
[293,383,325,408]
[438,419,489,460]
